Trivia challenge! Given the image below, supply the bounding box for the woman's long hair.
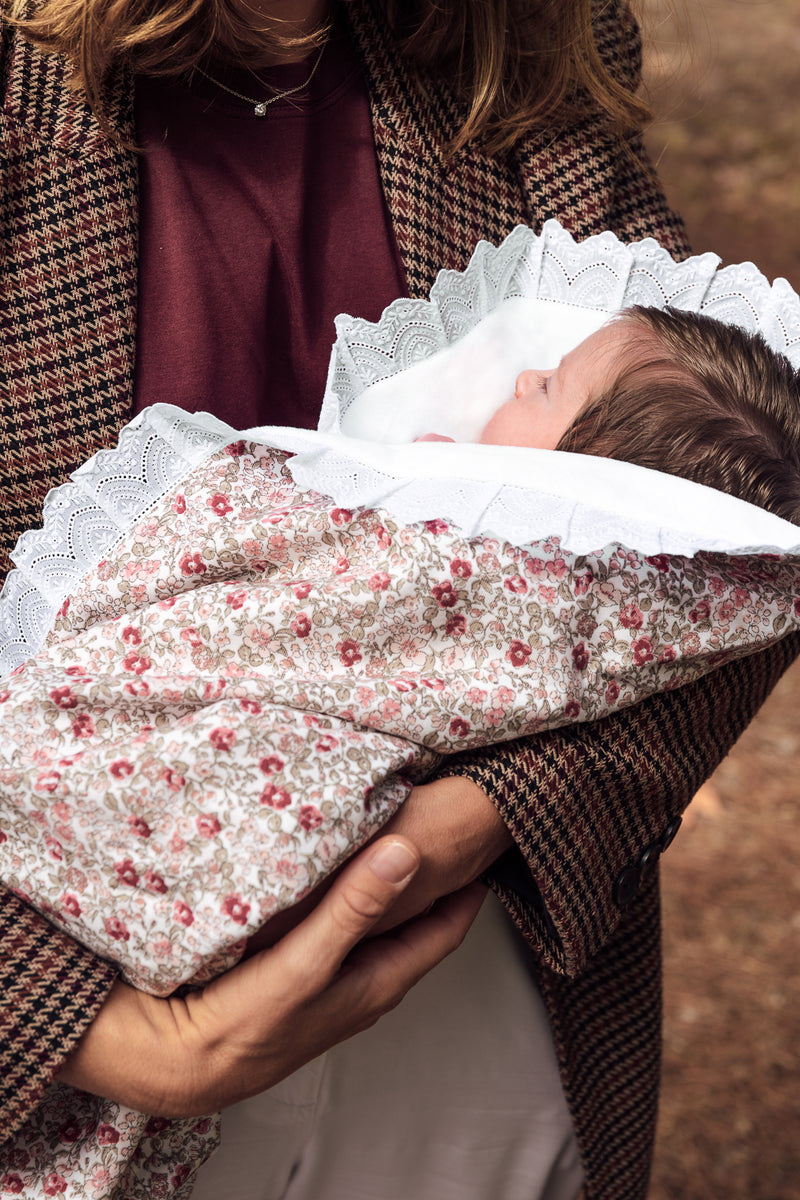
[9,0,651,152]
[384,0,651,154]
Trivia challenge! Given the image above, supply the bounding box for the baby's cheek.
[479,399,535,447]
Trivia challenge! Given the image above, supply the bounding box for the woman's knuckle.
[336,881,385,927]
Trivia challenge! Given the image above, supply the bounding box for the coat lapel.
[0,27,138,577]
[346,0,528,299]
[347,0,686,303]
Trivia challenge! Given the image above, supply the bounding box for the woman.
[1,1,797,1197]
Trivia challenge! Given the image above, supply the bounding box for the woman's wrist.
[56,980,209,1117]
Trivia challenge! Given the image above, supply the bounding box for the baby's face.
[479,319,632,449]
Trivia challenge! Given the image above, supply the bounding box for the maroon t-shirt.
[133,25,407,429]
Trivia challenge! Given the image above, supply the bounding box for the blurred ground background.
[639,2,800,1196]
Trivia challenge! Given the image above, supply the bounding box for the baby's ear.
[414,433,456,443]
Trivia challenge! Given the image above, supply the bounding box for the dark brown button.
[613,865,642,907]
[638,842,662,882]
[661,816,683,853]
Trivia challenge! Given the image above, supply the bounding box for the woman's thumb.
[280,837,420,990]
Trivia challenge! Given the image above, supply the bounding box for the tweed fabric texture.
[0,886,117,1144]
[0,24,138,582]
[0,3,796,1198]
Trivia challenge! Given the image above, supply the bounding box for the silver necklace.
[195,41,326,117]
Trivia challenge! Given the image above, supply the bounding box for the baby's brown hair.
[556,305,800,524]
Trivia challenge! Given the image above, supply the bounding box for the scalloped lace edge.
[0,406,237,676]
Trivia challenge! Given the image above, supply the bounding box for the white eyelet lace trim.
[318,219,800,436]
[0,407,236,676]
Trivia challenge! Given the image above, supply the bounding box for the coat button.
[614,865,642,907]
[638,842,662,882]
[661,816,683,853]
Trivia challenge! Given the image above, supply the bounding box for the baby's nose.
[514,369,541,397]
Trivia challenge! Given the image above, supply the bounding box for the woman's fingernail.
[369,841,419,884]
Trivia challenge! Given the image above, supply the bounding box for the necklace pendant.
[254,101,268,116]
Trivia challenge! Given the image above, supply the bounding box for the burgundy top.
[133,23,407,430]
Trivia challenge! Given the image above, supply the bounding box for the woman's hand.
[56,836,485,1117]
[369,776,514,934]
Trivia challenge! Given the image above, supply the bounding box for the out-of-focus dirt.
[642,0,800,285]
[639,2,800,1196]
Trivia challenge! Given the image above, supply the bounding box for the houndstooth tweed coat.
[1,2,798,1196]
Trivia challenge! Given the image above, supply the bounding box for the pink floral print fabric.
[2,1090,219,1200]
[1,440,799,1198]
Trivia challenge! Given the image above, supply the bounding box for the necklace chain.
[195,41,327,116]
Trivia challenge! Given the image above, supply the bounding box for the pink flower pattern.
[1,440,799,1199]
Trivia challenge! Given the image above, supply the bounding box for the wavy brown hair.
[384,0,651,153]
[556,306,800,524]
[9,0,651,152]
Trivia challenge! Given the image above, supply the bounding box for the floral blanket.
[2,437,799,1199]
[4,437,798,994]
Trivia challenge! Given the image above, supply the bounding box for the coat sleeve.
[0,886,118,1145]
[434,631,800,978]
[0,16,125,1143]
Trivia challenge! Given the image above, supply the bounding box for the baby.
[420,305,800,525]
